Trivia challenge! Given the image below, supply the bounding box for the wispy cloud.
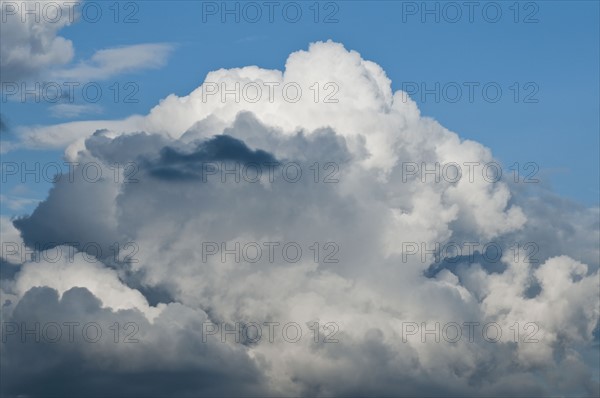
[51,43,175,81]
[0,194,40,211]
[49,104,104,119]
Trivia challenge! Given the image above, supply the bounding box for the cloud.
[0,215,26,265]
[2,41,599,397]
[49,103,103,118]
[1,286,266,397]
[50,43,174,82]
[0,194,40,211]
[0,0,74,83]
[0,2,173,85]
[0,114,8,133]
[145,134,278,181]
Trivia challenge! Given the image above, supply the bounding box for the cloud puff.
[2,286,266,397]
[0,2,173,85]
[2,41,598,397]
[0,0,74,82]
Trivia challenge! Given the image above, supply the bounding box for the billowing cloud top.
[2,41,599,397]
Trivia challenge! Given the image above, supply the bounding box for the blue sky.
[1,0,599,215]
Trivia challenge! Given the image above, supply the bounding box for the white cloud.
[0,0,74,82]
[49,103,103,118]
[0,194,40,211]
[14,248,164,320]
[50,43,174,82]
[2,41,598,397]
[0,215,25,264]
[0,2,173,84]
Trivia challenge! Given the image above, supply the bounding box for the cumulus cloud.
[0,1,173,84]
[1,286,266,397]
[1,41,598,397]
[0,0,74,82]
